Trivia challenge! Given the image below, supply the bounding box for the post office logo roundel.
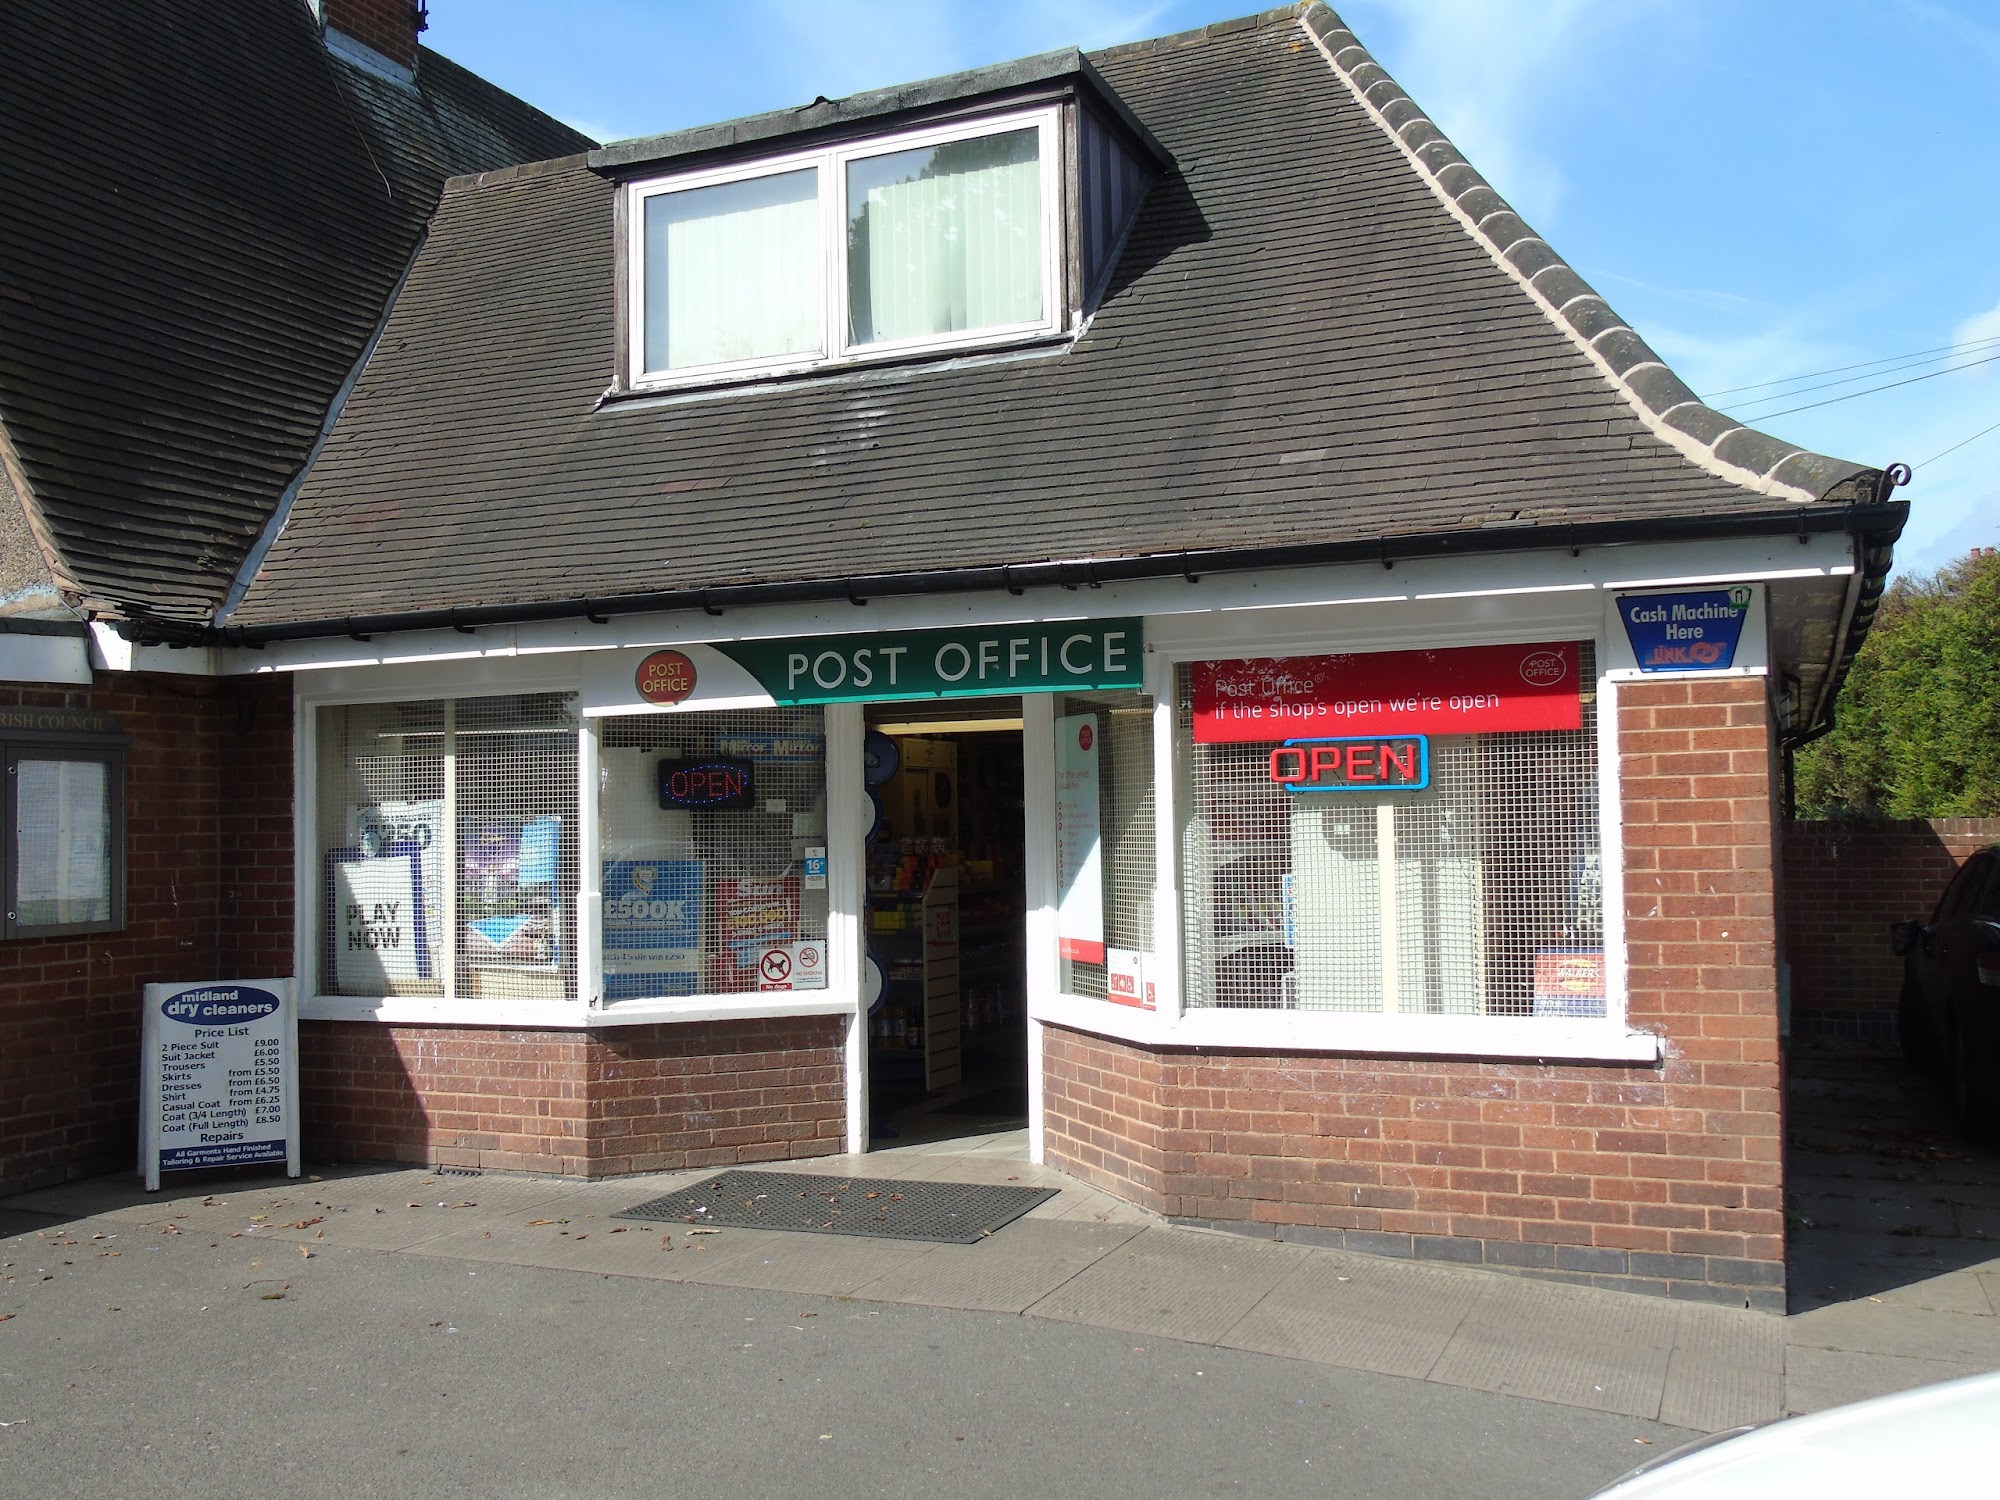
[636,650,697,705]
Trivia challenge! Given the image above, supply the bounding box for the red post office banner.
[1191,641,1582,743]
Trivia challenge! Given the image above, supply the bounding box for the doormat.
[931,1085,1029,1118]
[615,1169,1057,1244]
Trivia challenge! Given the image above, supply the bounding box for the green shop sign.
[717,619,1143,704]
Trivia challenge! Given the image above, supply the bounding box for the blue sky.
[426,1,1999,578]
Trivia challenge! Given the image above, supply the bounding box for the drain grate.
[615,1169,1057,1244]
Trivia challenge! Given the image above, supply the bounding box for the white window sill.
[300,991,855,1030]
[611,326,1074,403]
[1031,993,1663,1066]
[584,992,854,1028]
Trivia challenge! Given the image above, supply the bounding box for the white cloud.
[1338,0,1662,227]
[1951,296,2000,365]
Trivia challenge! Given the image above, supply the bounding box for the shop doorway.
[862,697,1028,1145]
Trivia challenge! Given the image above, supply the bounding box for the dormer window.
[623,107,1075,388]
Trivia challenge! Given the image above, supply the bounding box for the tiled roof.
[231,4,1893,633]
[0,0,591,624]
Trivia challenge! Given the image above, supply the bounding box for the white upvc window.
[624,107,1065,388]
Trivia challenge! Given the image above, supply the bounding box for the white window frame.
[1026,616,1660,1067]
[293,669,858,1033]
[623,106,1066,391]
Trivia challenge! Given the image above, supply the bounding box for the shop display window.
[1053,689,1157,1005]
[1177,649,1605,1018]
[316,694,578,1002]
[598,707,828,1001]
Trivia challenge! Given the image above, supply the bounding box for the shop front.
[282,538,1803,1303]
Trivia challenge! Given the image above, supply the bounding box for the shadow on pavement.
[1786,1036,2000,1312]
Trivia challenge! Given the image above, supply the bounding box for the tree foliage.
[1796,548,2000,817]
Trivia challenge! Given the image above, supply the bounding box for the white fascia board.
[87,622,218,675]
[223,531,1857,678]
[0,631,92,685]
[1031,991,1664,1066]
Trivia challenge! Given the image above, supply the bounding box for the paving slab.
[1427,1276,1680,1420]
[1787,1298,2000,1366]
[1784,1345,1985,1414]
[403,1203,772,1282]
[682,1227,940,1297]
[1657,1306,1787,1431]
[1024,1224,1309,1344]
[848,1219,1143,1313]
[1218,1248,1481,1379]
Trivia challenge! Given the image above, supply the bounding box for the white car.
[1591,1371,2000,1497]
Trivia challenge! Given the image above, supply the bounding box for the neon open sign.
[1269,736,1429,793]
[658,757,756,810]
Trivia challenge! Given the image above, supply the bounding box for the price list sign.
[141,979,299,1192]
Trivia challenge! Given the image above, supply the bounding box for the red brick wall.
[0,673,292,1193]
[300,1016,846,1176]
[322,0,423,68]
[217,679,296,976]
[1043,676,1787,1307]
[1783,818,2000,1040]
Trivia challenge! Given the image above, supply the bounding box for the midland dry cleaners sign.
[717,619,1142,704]
[141,979,299,1192]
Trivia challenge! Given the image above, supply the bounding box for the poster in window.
[461,818,561,967]
[1191,642,1581,743]
[351,799,444,979]
[326,846,431,990]
[602,857,703,998]
[1055,714,1105,964]
[711,875,802,991]
[14,758,110,924]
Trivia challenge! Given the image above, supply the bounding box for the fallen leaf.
[0,1314,14,1322]
[282,1218,323,1231]
[259,1292,285,1301]
[609,1227,628,1234]
[297,1246,313,1260]
[526,1220,557,1228]
[659,1235,673,1251]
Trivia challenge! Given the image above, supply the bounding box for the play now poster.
[1055,713,1104,966]
[141,979,299,1192]
[1191,642,1581,743]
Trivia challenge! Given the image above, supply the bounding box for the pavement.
[1782,1040,2000,1410]
[3,1042,1994,1496]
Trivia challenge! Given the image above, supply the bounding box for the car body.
[1890,841,2000,1140]
[1590,1370,2000,1497]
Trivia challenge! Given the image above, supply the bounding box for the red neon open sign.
[658,756,756,810]
[1269,736,1429,792]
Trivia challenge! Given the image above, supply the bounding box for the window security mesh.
[599,708,828,1000]
[1056,690,1156,1000]
[1178,650,1602,1017]
[317,694,578,1002]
